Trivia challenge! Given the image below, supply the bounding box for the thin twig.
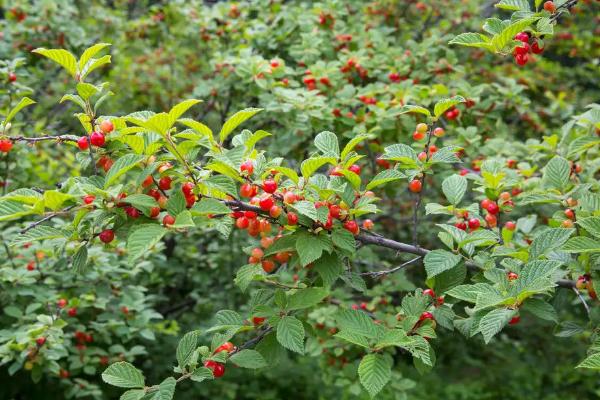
[360,257,422,277]
[20,205,76,234]
[572,286,591,319]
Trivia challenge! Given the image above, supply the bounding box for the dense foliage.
[1,1,600,399]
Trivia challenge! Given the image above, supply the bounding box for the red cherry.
[436,296,445,306]
[36,337,46,346]
[507,272,519,281]
[423,289,436,298]
[433,127,445,137]
[564,209,575,220]
[287,212,298,225]
[141,175,154,188]
[468,218,480,230]
[428,145,437,153]
[240,160,254,175]
[362,219,374,230]
[204,360,225,378]
[515,53,529,66]
[148,189,161,201]
[531,41,544,54]
[486,202,499,215]
[149,207,160,218]
[259,196,274,211]
[240,183,257,198]
[163,214,175,226]
[125,207,140,218]
[236,216,249,229]
[26,261,35,271]
[59,369,70,379]
[412,131,425,141]
[99,229,114,243]
[388,72,401,82]
[83,195,95,204]
[0,140,13,153]
[514,43,530,55]
[185,194,196,208]
[57,298,68,308]
[485,213,497,228]
[275,252,290,263]
[329,204,341,219]
[182,182,194,196]
[100,120,114,134]
[8,72,17,82]
[89,131,105,147]
[214,341,235,354]
[408,179,422,193]
[245,210,257,219]
[319,76,331,86]
[269,205,281,218]
[262,179,277,194]
[543,1,556,13]
[505,221,516,231]
[509,316,520,325]
[67,307,77,317]
[77,137,89,150]
[514,32,529,43]
[262,259,276,273]
[348,164,361,175]
[158,176,172,190]
[454,221,467,230]
[376,158,391,169]
[343,220,360,236]
[252,316,266,325]
[419,312,434,321]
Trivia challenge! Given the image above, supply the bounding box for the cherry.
[163,214,175,226]
[433,127,445,137]
[423,289,435,298]
[408,179,422,193]
[240,160,254,175]
[90,131,105,147]
[376,158,391,169]
[57,298,68,308]
[252,316,266,325]
[562,219,574,228]
[332,108,342,117]
[287,212,298,225]
[259,196,274,211]
[99,229,115,243]
[269,205,282,218]
[348,164,361,175]
[236,216,249,229]
[429,145,438,153]
[531,41,544,54]
[416,123,428,134]
[319,76,331,86]
[26,261,35,271]
[362,219,374,230]
[251,247,264,260]
[514,32,529,43]
[240,183,257,198]
[507,272,519,281]
[8,72,17,82]
[262,179,278,194]
[455,221,467,230]
[564,209,575,219]
[329,204,341,219]
[36,337,46,346]
[76,136,89,150]
[485,213,497,227]
[125,207,140,218]
[509,316,520,325]
[204,360,225,378]
[121,306,129,314]
[262,259,276,273]
[514,43,530,55]
[436,296,445,306]
[419,312,434,321]
[270,59,280,68]
[329,166,344,176]
[214,341,235,354]
[343,220,360,236]
[468,218,480,230]
[141,175,154,188]
[504,221,516,231]
[283,191,297,204]
[388,72,401,82]
[260,236,274,249]
[83,195,95,204]
[543,1,556,12]
[59,369,70,379]
[99,119,114,134]
[412,131,425,141]
[486,202,499,215]
[515,53,528,66]
[158,176,172,190]
[245,210,257,219]
[275,252,290,263]
[182,182,195,196]
[67,307,77,317]
[149,207,160,218]
[0,140,13,153]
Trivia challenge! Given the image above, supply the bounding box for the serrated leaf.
[301,156,336,178]
[147,377,176,400]
[276,316,305,354]
[562,237,600,253]
[542,156,570,192]
[495,0,530,11]
[334,330,370,348]
[101,362,145,388]
[442,174,467,205]
[358,354,391,398]
[391,105,431,117]
[43,190,74,211]
[576,217,600,239]
[78,43,111,71]
[314,131,339,157]
[176,330,200,368]
[529,228,574,259]
[220,108,262,143]
[235,263,264,292]
[119,389,145,400]
[127,224,167,262]
[479,308,515,343]
[168,99,202,127]
[381,144,417,166]
[190,367,214,382]
[331,228,356,253]
[295,232,332,266]
[491,17,539,52]
[191,198,230,215]
[448,33,494,50]
[434,96,465,118]
[5,97,36,124]
[104,154,145,188]
[287,287,329,310]
[229,349,267,369]
[577,353,600,370]
[341,134,372,161]
[72,245,88,274]
[424,250,462,279]
[366,169,404,190]
[11,226,66,246]
[335,309,378,338]
[32,48,78,77]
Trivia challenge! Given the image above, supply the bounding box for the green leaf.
[5,97,36,124]
[291,200,318,221]
[127,224,168,262]
[72,245,88,274]
[78,43,111,71]
[331,228,356,253]
[104,154,145,188]
[271,166,299,185]
[176,330,200,368]
[276,316,305,354]
[313,252,344,287]
[32,48,78,77]
[522,298,557,322]
[562,237,600,253]
[301,156,337,179]
[314,131,340,157]
[542,156,570,192]
[335,309,378,339]
[101,362,145,388]
[287,287,329,310]
[442,174,468,205]
[529,228,574,259]
[11,226,66,246]
[235,263,264,292]
[191,198,231,215]
[358,354,392,398]
[495,0,531,11]
[190,367,214,382]
[424,250,462,279]
[119,389,145,400]
[178,118,214,142]
[479,308,515,343]
[366,169,404,190]
[434,96,465,118]
[341,134,372,161]
[82,55,111,79]
[43,190,74,211]
[295,232,332,266]
[147,377,176,400]
[76,82,99,100]
[122,194,157,215]
[577,353,600,370]
[391,105,431,117]
[168,99,202,127]
[448,33,494,50]
[491,17,539,52]
[229,349,267,369]
[577,217,600,239]
[381,144,418,166]
[220,108,262,143]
